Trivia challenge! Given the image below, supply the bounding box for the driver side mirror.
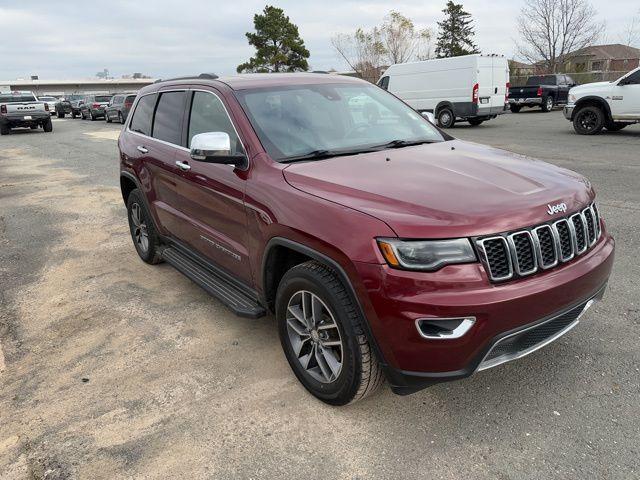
[421,111,436,124]
[190,132,247,169]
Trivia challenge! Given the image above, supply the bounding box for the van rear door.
[490,57,509,110]
[476,56,494,108]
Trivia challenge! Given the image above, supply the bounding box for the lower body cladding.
[354,233,614,395]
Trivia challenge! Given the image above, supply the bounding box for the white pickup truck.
[564,67,640,134]
[0,91,53,135]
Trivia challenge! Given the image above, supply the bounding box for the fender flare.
[434,101,454,115]
[261,236,390,370]
[574,96,612,121]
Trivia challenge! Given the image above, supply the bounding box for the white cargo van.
[378,55,510,128]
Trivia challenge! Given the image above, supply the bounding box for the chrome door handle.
[175,160,191,171]
[136,146,148,154]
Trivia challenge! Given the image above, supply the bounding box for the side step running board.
[161,247,267,319]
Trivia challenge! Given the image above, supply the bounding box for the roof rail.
[154,73,219,84]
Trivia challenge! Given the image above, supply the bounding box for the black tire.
[276,261,384,405]
[126,189,162,264]
[509,104,521,113]
[1,124,11,135]
[118,112,124,124]
[72,112,77,119]
[89,111,95,121]
[437,107,455,128]
[541,95,554,112]
[57,111,65,118]
[605,122,628,131]
[81,111,86,120]
[468,118,484,126]
[573,106,604,135]
[105,112,112,123]
[43,118,53,132]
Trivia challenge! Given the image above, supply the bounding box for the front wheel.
[437,107,455,128]
[276,261,384,405]
[573,106,604,135]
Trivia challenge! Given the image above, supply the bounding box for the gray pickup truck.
[0,91,53,135]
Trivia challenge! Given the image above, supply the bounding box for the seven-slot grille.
[477,203,601,282]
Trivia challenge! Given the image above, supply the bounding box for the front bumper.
[564,104,575,120]
[354,232,614,395]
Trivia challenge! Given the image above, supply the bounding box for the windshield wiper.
[372,139,438,150]
[281,149,362,163]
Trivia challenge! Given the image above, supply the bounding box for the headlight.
[569,94,576,103]
[377,238,477,271]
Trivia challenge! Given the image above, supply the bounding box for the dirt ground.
[1,115,639,479]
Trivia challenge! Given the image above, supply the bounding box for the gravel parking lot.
[1,111,638,479]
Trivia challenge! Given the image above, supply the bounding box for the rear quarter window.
[129,94,157,136]
[152,91,186,145]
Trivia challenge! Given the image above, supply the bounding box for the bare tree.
[517,0,604,73]
[620,11,640,47]
[380,11,433,64]
[331,28,386,82]
[331,11,433,82]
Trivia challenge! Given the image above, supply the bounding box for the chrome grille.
[477,203,601,282]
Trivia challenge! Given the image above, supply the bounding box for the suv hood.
[283,140,593,238]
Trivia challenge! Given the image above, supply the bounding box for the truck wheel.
[1,124,11,135]
[437,108,455,128]
[126,189,162,264]
[468,118,484,126]
[276,261,384,405]
[605,122,628,131]
[43,118,53,132]
[541,96,554,112]
[573,106,604,135]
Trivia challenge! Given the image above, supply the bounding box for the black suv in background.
[80,94,113,120]
[105,94,136,123]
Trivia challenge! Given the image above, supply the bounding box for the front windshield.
[236,82,445,161]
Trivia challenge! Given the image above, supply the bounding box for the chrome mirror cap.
[190,132,232,161]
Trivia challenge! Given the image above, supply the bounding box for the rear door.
[127,91,185,238]
[557,76,570,103]
[611,70,640,119]
[476,57,494,107]
[491,57,509,109]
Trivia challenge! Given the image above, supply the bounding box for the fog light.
[415,317,475,340]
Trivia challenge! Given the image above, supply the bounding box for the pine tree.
[435,1,479,58]
[237,6,310,73]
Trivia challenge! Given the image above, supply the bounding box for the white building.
[0,78,156,96]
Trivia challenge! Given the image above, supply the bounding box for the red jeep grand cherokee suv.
[118,73,614,405]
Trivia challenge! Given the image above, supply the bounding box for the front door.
[172,89,253,284]
[610,70,640,120]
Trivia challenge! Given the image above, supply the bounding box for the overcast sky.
[0,0,638,80]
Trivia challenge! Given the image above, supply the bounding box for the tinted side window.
[188,91,243,153]
[624,71,640,84]
[378,76,390,90]
[152,91,186,145]
[129,94,156,136]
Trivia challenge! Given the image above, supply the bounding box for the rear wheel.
[126,189,162,264]
[43,118,53,132]
[1,124,11,135]
[541,96,554,112]
[509,104,521,113]
[276,261,384,405]
[468,117,484,126]
[573,106,604,135]
[437,107,455,128]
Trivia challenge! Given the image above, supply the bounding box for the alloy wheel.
[130,203,149,252]
[286,290,343,383]
[578,110,597,132]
